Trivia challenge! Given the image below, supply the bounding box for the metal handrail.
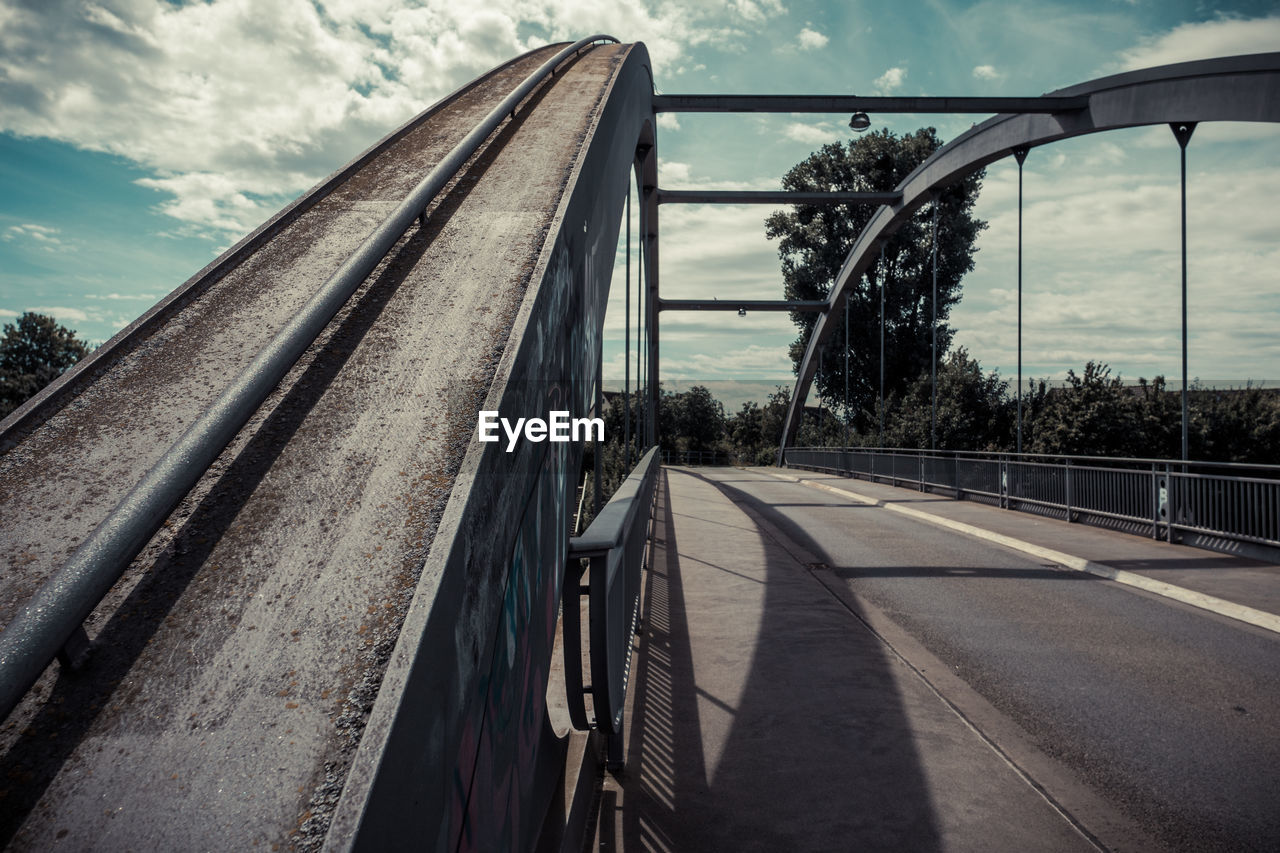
[788,445,1280,474]
[785,446,1280,549]
[661,449,734,466]
[0,35,620,723]
[562,446,658,764]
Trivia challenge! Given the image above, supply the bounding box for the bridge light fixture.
[738,307,747,317]
[849,112,871,132]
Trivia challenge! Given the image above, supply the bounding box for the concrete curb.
[757,468,1280,636]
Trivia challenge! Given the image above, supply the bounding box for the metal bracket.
[57,624,90,670]
[1170,122,1197,149]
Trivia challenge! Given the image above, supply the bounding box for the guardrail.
[662,449,735,466]
[563,446,659,768]
[0,34,619,724]
[784,447,1280,550]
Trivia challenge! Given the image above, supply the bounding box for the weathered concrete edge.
[757,468,1280,635]
[323,42,648,852]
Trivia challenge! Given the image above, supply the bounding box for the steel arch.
[778,52,1280,458]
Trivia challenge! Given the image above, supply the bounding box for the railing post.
[1165,463,1174,543]
[1151,463,1159,539]
[1000,457,1008,509]
[1065,458,1073,523]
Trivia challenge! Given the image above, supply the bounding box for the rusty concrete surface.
[0,42,627,851]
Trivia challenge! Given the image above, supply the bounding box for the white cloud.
[4,223,63,245]
[27,306,91,325]
[0,309,18,319]
[972,64,1002,81]
[0,0,790,239]
[85,292,162,301]
[659,160,695,187]
[797,27,828,51]
[730,0,787,24]
[1114,14,1280,71]
[657,112,682,132]
[1131,122,1280,148]
[952,146,1280,382]
[3,223,70,253]
[783,121,836,144]
[872,66,906,94]
[653,343,793,379]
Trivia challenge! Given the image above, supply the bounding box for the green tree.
[1,312,90,419]
[882,348,1013,450]
[1026,362,1143,457]
[764,128,986,433]
[726,385,795,464]
[659,385,726,452]
[729,400,764,452]
[1190,384,1280,463]
[1132,376,1180,459]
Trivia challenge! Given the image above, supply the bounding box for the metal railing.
[563,446,658,767]
[662,448,734,466]
[784,447,1280,550]
[0,35,620,724]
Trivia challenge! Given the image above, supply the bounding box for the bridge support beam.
[640,141,659,448]
[658,299,827,312]
[656,189,900,205]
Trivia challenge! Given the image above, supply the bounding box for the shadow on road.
[616,467,944,851]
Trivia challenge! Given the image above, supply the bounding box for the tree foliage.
[584,371,1276,520]
[0,312,90,419]
[764,128,986,433]
[881,348,1013,450]
[660,385,726,452]
[844,356,1280,464]
[727,386,795,465]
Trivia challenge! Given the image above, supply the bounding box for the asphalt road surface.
[695,467,1280,853]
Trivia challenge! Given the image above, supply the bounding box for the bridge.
[1,37,1278,852]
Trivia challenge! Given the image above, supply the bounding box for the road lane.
[693,467,1280,853]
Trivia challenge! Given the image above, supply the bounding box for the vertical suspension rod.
[879,243,886,445]
[1170,123,1196,463]
[624,189,631,470]
[931,201,938,451]
[1013,146,1029,455]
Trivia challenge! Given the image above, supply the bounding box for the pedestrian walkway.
[763,466,1280,632]
[595,466,1115,852]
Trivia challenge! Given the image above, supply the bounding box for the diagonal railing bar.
[0,34,619,723]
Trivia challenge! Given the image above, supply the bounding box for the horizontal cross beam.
[657,189,901,205]
[659,299,828,312]
[652,94,1090,114]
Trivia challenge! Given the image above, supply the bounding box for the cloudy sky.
[1,1,1277,398]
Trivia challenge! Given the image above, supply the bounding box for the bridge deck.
[596,465,1280,851]
[0,42,627,850]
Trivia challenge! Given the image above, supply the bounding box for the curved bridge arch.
[780,52,1280,455]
